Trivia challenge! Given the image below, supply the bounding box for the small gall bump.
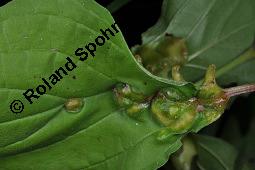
[196,105,205,112]
[64,98,84,113]
[172,65,184,82]
[134,54,143,64]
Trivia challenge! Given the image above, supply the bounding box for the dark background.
[96,0,163,47]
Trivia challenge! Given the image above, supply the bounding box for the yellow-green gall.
[64,98,84,113]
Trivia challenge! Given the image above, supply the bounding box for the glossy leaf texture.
[0,0,196,169]
[194,135,238,170]
[140,0,255,85]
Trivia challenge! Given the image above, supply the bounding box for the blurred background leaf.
[194,135,238,170]
[137,0,255,85]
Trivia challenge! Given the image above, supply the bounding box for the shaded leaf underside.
[142,0,255,85]
[195,135,238,170]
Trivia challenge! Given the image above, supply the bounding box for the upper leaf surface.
[0,0,194,169]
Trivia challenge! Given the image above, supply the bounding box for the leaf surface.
[0,0,195,169]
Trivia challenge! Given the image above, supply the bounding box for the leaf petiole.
[224,84,255,98]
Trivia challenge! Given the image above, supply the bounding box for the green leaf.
[0,0,195,169]
[140,0,255,85]
[194,135,238,170]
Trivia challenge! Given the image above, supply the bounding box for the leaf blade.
[0,0,195,169]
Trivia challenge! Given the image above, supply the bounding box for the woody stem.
[224,84,255,98]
